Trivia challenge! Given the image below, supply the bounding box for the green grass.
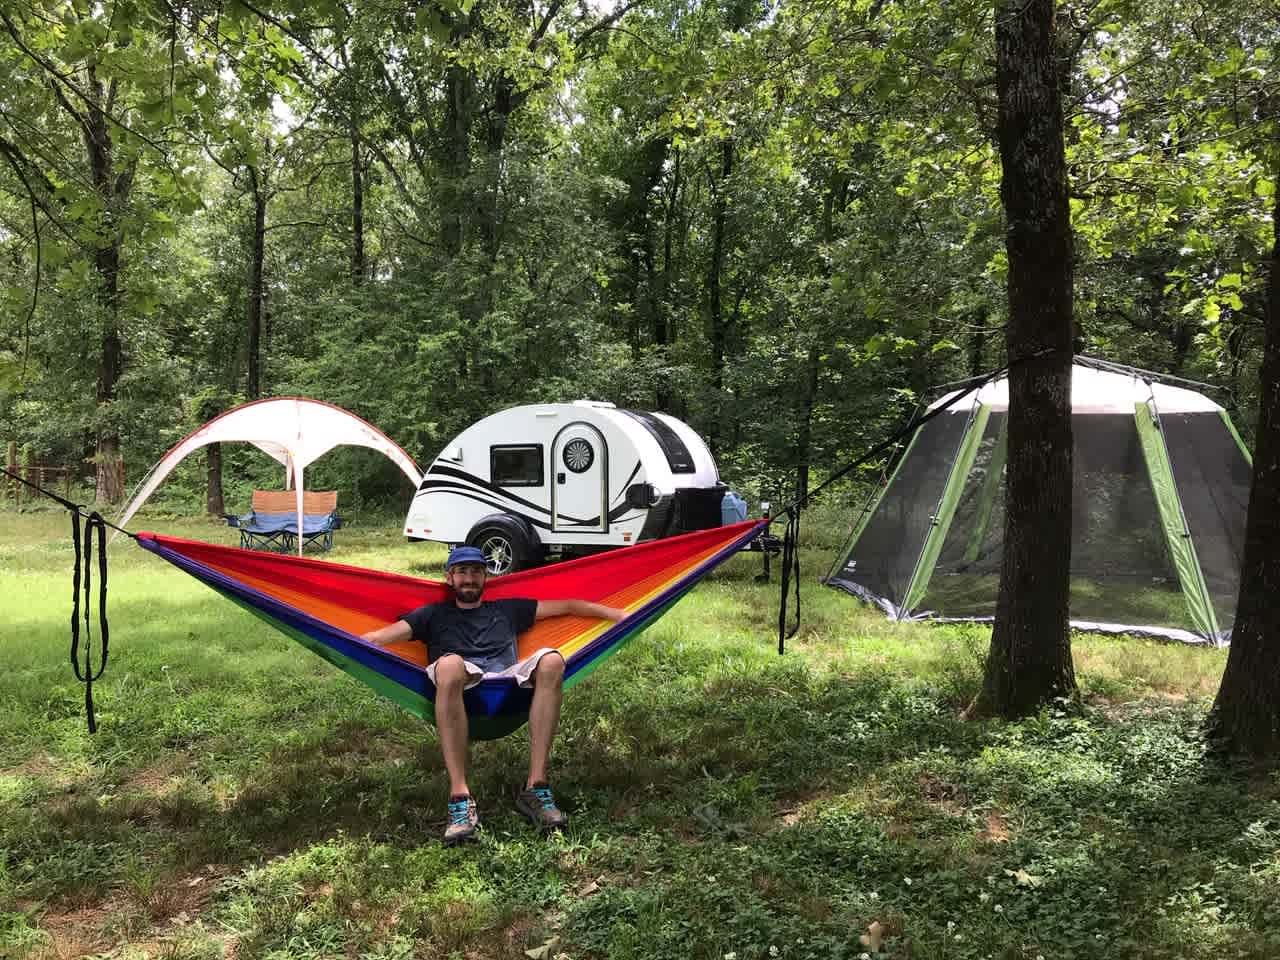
[1,503,1277,960]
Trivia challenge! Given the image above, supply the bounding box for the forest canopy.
[0,0,1274,509]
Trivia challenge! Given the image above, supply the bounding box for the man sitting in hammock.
[362,545,626,844]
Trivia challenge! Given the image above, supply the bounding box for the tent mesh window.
[922,411,1008,616]
[830,410,973,610]
[1160,412,1251,631]
[922,414,1189,630]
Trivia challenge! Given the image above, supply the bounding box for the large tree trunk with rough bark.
[973,0,1077,718]
[706,138,734,455]
[82,66,129,503]
[247,171,266,399]
[1206,166,1280,762]
[206,442,225,516]
[351,121,364,286]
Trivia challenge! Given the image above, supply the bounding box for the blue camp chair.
[225,490,343,553]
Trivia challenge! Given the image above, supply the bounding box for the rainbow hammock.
[138,519,767,738]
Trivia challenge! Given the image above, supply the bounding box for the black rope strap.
[3,467,132,733]
[777,508,800,654]
[70,509,109,732]
[767,351,1080,655]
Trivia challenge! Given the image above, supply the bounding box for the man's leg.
[434,654,471,797]
[525,652,565,788]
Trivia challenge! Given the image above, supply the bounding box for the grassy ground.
[0,503,1276,960]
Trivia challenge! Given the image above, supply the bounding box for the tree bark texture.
[440,61,473,257]
[247,170,266,399]
[706,138,734,454]
[206,442,225,516]
[83,65,128,504]
[1207,164,1280,762]
[351,120,365,285]
[976,0,1077,717]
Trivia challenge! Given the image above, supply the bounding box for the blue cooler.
[720,490,749,525]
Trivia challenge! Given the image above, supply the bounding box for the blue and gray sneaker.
[444,795,479,845]
[516,782,568,832]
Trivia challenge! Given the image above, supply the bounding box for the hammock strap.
[777,507,801,654]
[769,350,1064,648]
[68,512,108,727]
[3,466,124,733]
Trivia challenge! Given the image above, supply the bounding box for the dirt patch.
[1,754,81,790]
[117,756,191,796]
[28,898,123,958]
[774,787,840,827]
[155,865,229,923]
[918,774,968,815]
[1089,691,1192,721]
[978,811,1010,844]
[2,754,58,779]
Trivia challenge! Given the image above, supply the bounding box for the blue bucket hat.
[446,545,488,571]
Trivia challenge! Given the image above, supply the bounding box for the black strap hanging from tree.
[70,508,109,732]
[771,361,1016,655]
[777,507,801,652]
[2,467,134,733]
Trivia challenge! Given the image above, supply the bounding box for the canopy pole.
[295,462,305,557]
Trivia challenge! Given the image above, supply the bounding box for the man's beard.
[454,585,483,603]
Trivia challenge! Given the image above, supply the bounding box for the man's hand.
[362,620,412,645]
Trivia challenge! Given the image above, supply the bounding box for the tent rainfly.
[114,398,423,553]
[825,360,1252,646]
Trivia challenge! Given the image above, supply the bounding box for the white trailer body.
[403,401,731,572]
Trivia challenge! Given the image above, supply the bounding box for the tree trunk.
[970,312,987,378]
[706,138,734,454]
[247,171,266,399]
[974,0,1077,718]
[1206,165,1280,762]
[439,35,475,258]
[659,145,682,350]
[83,66,127,504]
[795,173,845,501]
[351,119,365,285]
[206,442,225,515]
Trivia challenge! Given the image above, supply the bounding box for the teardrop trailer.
[403,401,763,573]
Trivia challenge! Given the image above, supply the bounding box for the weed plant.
[0,504,1276,959]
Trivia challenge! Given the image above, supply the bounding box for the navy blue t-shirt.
[399,598,538,672]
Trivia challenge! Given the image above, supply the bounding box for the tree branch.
[0,9,172,157]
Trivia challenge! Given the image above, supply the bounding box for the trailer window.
[491,445,544,486]
[620,411,697,474]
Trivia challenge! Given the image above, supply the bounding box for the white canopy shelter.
[115,397,423,552]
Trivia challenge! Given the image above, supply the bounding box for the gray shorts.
[426,647,560,690]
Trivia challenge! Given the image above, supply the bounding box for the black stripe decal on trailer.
[421,464,558,517]
[419,480,639,528]
[415,483,555,530]
[610,461,642,505]
[419,463,642,528]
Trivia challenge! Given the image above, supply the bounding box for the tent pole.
[824,427,924,586]
[904,403,991,610]
[1134,399,1220,640]
[962,413,1009,564]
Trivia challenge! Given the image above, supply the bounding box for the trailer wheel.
[466,515,538,575]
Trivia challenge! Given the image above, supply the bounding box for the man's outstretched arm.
[362,620,413,645]
[535,599,627,623]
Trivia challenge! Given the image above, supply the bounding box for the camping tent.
[825,359,1252,646]
[114,398,423,552]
